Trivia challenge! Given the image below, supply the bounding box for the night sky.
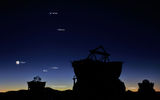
[0,0,160,92]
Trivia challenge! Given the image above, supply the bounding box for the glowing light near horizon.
[127,87,137,91]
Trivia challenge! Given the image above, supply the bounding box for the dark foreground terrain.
[0,88,73,100]
[0,88,160,100]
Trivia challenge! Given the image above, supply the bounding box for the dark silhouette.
[27,76,46,92]
[27,76,46,100]
[125,79,158,100]
[72,46,126,99]
[138,79,155,94]
[138,79,157,99]
[0,46,160,100]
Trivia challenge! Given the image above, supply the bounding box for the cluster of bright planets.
[15,10,64,72]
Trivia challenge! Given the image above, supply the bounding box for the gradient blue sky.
[0,0,160,92]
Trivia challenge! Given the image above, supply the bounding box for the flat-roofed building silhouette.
[27,76,46,92]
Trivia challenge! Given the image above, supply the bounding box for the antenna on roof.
[87,46,110,62]
[33,76,42,82]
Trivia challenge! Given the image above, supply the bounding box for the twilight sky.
[0,0,160,92]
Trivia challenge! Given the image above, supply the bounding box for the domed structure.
[138,79,155,93]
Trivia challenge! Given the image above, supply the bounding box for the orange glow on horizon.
[126,87,160,92]
[0,86,72,93]
[1,84,160,93]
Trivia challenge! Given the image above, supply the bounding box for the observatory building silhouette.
[27,76,46,92]
[72,46,126,99]
[138,79,155,94]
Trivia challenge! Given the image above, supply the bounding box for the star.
[49,11,58,15]
[51,67,59,70]
[57,28,66,32]
[42,69,48,73]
